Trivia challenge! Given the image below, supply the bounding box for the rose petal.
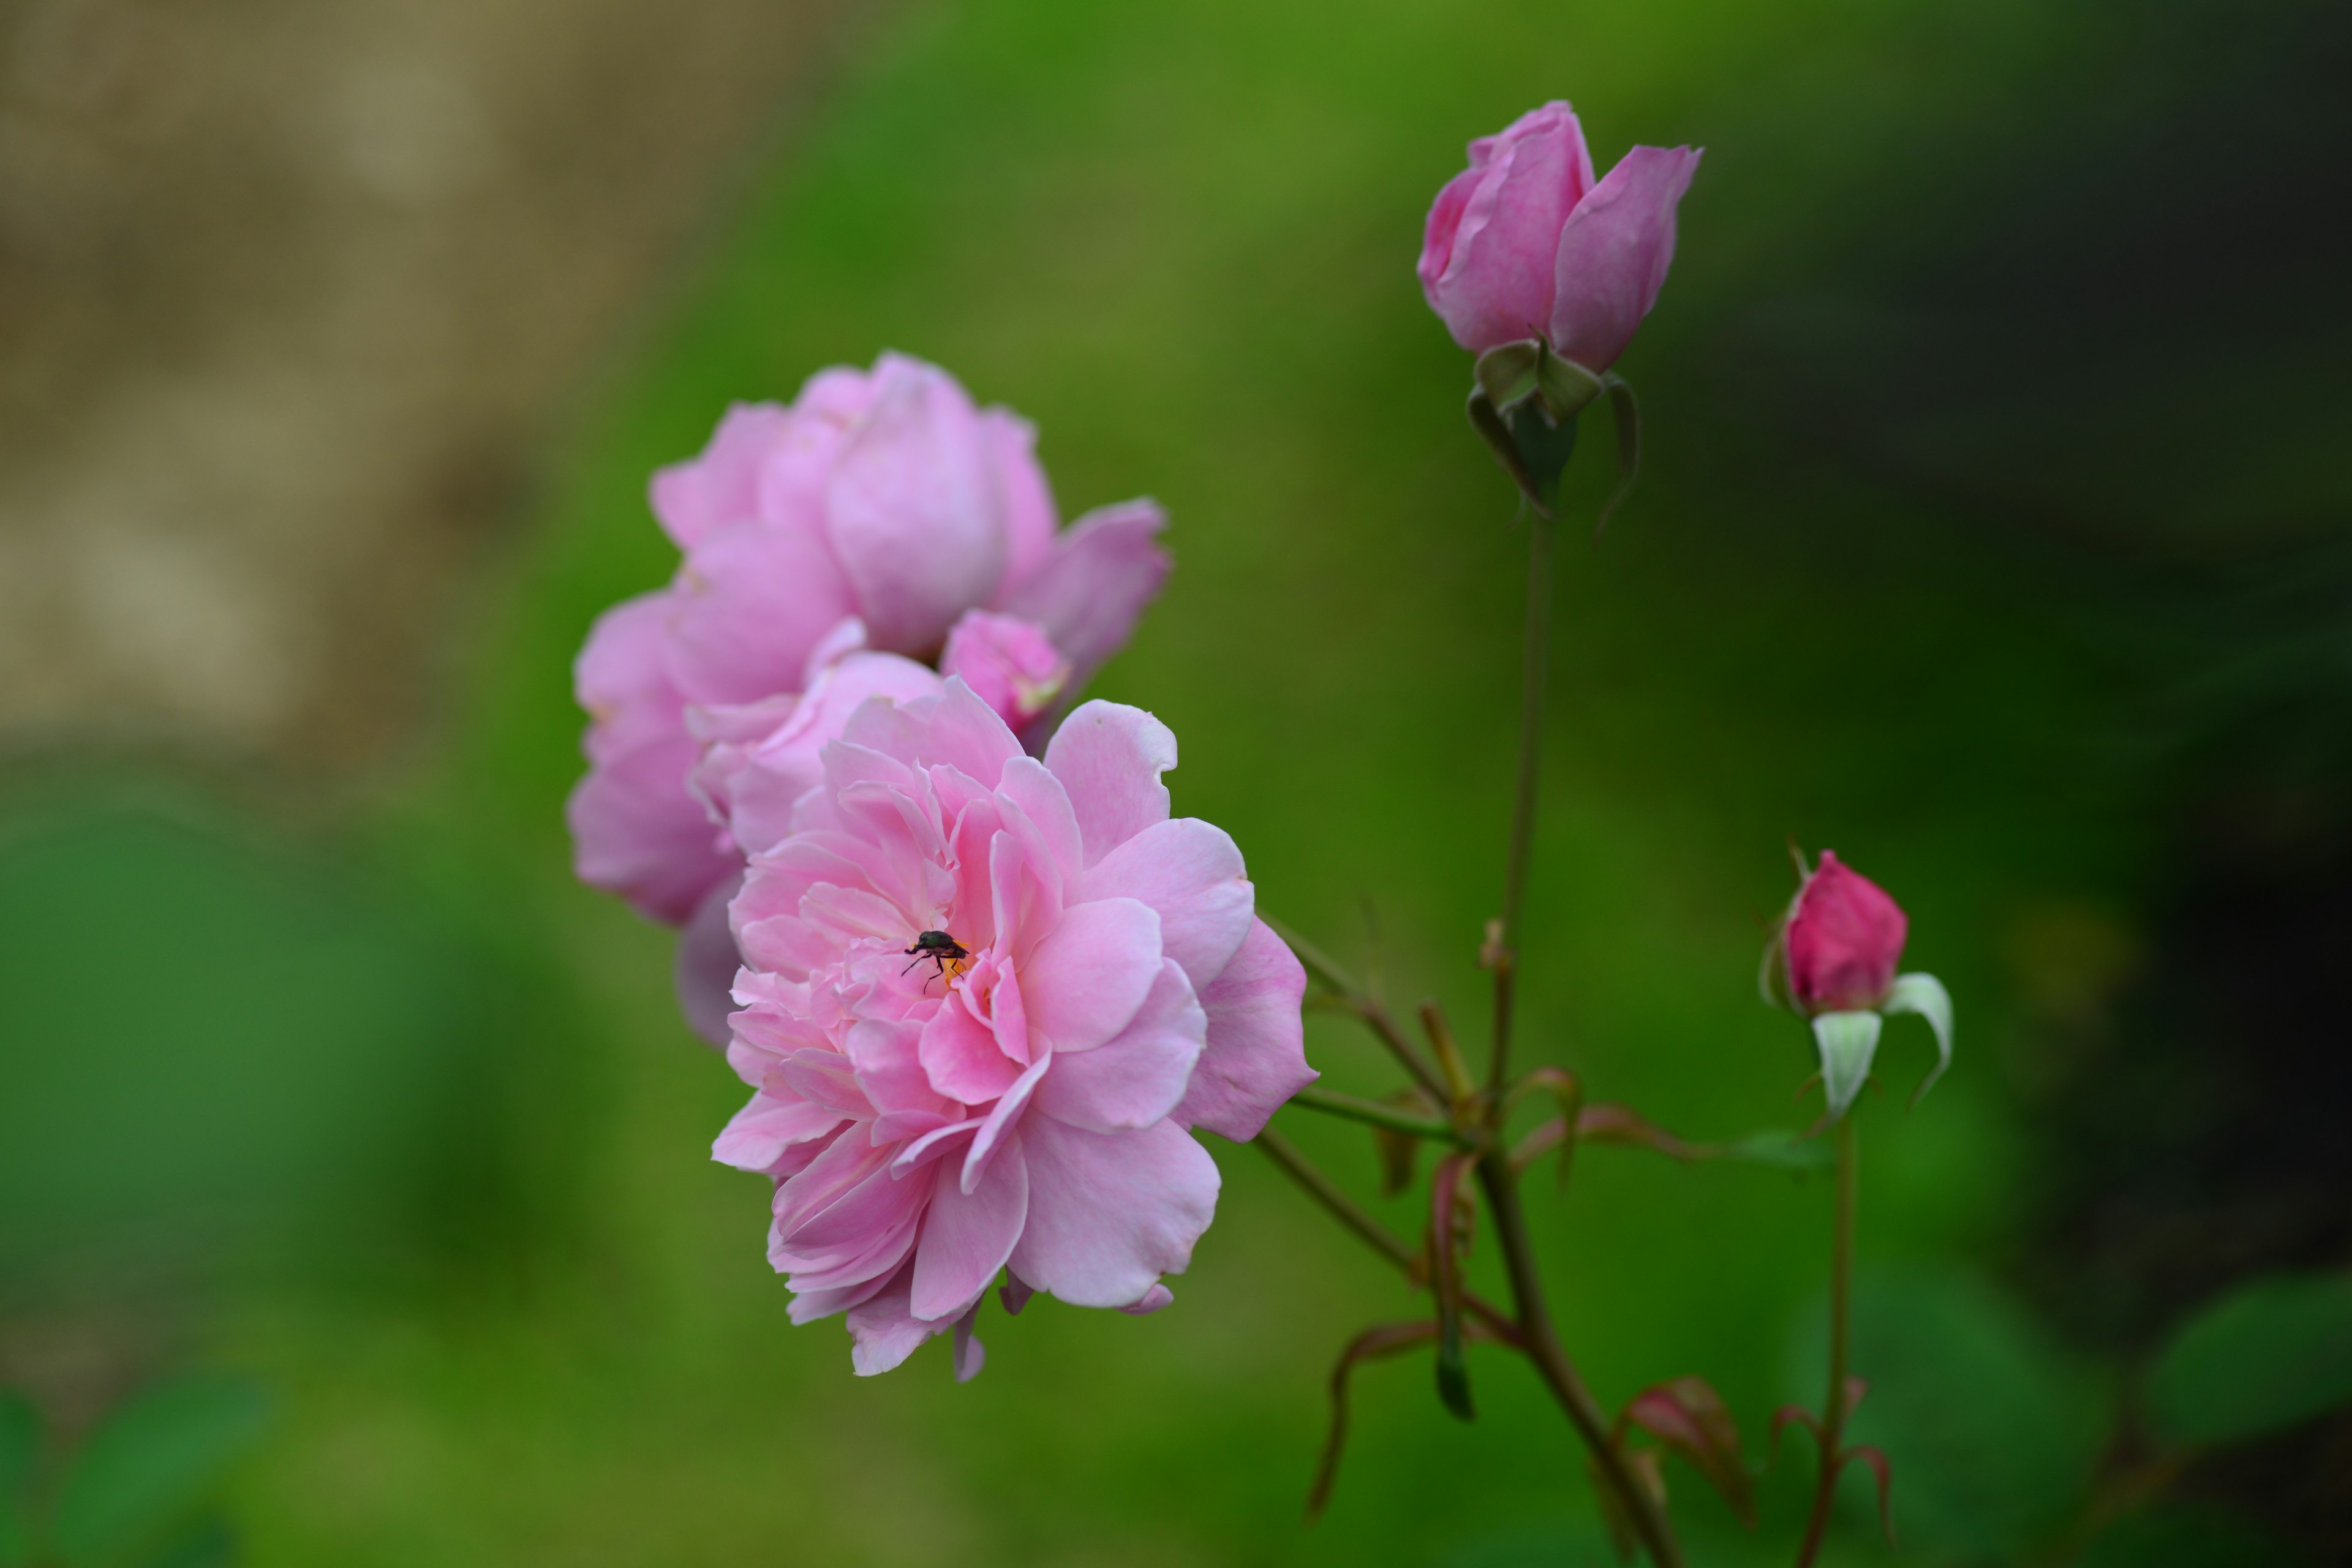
[1035,959,1205,1133]
[911,1131,1028,1321]
[1042,701,1177,867]
[1010,1117,1219,1310]
[1021,896,1163,1054]
[1547,144,1702,372]
[1175,918,1314,1142]
[1080,817,1253,993]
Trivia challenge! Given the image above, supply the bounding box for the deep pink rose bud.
[1783,851,1907,1014]
[1764,849,1951,1121]
[1418,101,1700,372]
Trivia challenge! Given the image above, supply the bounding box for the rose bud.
[1417,102,1700,516]
[1762,850,1952,1121]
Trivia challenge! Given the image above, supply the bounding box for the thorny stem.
[1490,510,1556,1095]
[1795,1113,1861,1568]
[1478,1155,1687,1568]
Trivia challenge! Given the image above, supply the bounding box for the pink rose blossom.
[716,683,1313,1376]
[1419,101,1700,370]
[1781,851,1909,1015]
[565,352,1171,930]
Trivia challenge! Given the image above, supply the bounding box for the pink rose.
[1763,850,1951,1120]
[718,683,1313,1376]
[565,351,1170,930]
[1419,101,1700,371]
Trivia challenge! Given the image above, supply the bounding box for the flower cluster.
[567,351,1310,1375]
[568,352,1170,1038]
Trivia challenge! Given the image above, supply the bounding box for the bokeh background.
[3,0,2348,1562]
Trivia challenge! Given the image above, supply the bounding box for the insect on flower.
[901,929,973,986]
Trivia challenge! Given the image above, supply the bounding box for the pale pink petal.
[666,517,858,706]
[845,1262,941,1376]
[1079,818,1253,993]
[772,1129,894,1240]
[993,500,1169,677]
[989,827,1060,970]
[1000,1272,1035,1316]
[891,1117,981,1178]
[713,1091,846,1173]
[918,990,1022,1104]
[1034,959,1205,1133]
[1009,1117,1219,1310]
[981,409,1058,583]
[843,1016,952,1123]
[575,590,686,761]
[566,733,736,925]
[952,1304,989,1382]
[673,873,744,1047]
[1547,144,1702,372]
[962,1052,1050,1193]
[1021,897,1162,1054]
[716,652,943,858]
[994,756,1086,896]
[1120,1283,1175,1316]
[825,355,1008,654]
[1176,918,1314,1142]
[911,1135,1028,1321]
[647,401,791,551]
[1042,701,1176,867]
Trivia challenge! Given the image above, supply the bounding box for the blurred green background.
[4,0,2348,1562]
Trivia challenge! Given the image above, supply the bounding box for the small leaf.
[1593,374,1642,533]
[1845,1444,1898,1547]
[1883,973,1954,1106]
[1810,1011,1883,1120]
[1306,1321,1438,1520]
[1371,1088,1441,1197]
[1429,1154,1480,1422]
[51,1374,270,1566]
[2146,1271,2352,1449]
[1767,1404,1820,1466]
[1623,1375,1757,1526]
[1576,1104,1703,1161]
[1504,400,1581,516]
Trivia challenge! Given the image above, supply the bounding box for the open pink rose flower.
[567,352,1170,929]
[1419,101,1701,371]
[1763,850,1952,1121]
[717,682,1313,1376]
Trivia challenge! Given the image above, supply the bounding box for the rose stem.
[1795,1112,1860,1568]
[1490,508,1556,1094]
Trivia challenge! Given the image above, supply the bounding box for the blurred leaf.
[1787,1269,2104,1561]
[51,1374,268,1566]
[0,1392,39,1568]
[1623,1375,1756,1526]
[2145,1271,2352,1449]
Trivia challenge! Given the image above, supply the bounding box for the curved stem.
[1478,1156,1687,1568]
[1291,1084,1469,1145]
[1490,510,1556,1093]
[1795,1114,1861,1568]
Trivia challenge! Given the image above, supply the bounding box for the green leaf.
[51,1374,269,1566]
[1809,1011,1882,1120]
[0,1392,39,1568]
[1882,972,1953,1106]
[2146,1272,2352,1449]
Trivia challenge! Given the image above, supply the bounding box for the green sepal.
[1811,1010,1883,1121]
[1882,972,1953,1106]
[1464,339,1608,518]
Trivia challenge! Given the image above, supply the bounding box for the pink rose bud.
[1783,851,1907,1014]
[1419,102,1701,374]
[1763,850,1952,1122]
[940,610,1072,734]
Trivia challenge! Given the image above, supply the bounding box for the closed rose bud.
[1418,102,1701,374]
[1783,852,1907,1014]
[1764,850,1952,1121]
